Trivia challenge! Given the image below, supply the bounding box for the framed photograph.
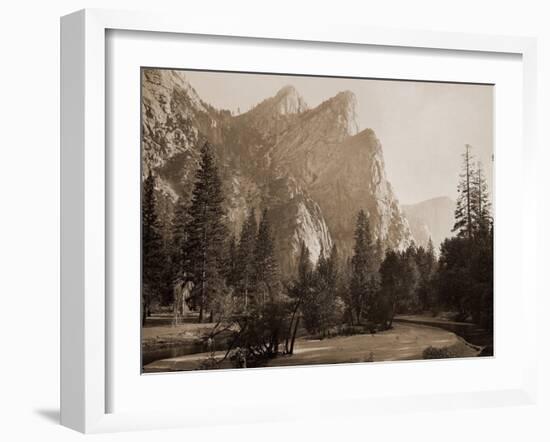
[61,9,538,433]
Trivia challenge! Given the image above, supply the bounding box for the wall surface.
[0,1,548,441]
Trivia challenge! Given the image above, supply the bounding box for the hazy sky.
[182,70,493,206]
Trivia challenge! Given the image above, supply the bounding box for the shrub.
[422,346,457,359]
[198,356,220,370]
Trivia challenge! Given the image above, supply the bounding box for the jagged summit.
[275,85,297,94]
[234,84,308,137]
[304,90,359,136]
[247,84,308,117]
[274,85,298,99]
[332,89,357,103]
[272,85,308,114]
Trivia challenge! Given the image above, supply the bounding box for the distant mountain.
[402,196,455,250]
[142,68,414,274]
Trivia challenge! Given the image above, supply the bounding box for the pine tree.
[224,234,238,288]
[421,238,438,311]
[401,245,421,312]
[318,244,339,289]
[253,209,281,304]
[171,197,190,280]
[471,161,492,235]
[453,144,476,238]
[236,208,257,310]
[470,161,492,327]
[158,207,174,306]
[350,209,372,323]
[296,240,312,285]
[142,170,164,325]
[184,142,228,323]
[329,244,339,282]
[314,244,340,336]
[427,237,436,262]
[436,153,493,327]
[373,237,385,274]
[378,249,401,327]
[286,240,313,354]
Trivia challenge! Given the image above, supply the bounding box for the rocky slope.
[141,68,413,274]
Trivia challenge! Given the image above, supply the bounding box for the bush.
[198,356,220,370]
[230,300,290,363]
[339,324,369,336]
[422,346,457,359]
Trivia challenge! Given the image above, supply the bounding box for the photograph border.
[61,8,538,433]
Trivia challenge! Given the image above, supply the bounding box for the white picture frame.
[61,8,538,434]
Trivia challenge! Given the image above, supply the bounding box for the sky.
[182,70,493,206]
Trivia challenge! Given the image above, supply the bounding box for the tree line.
[142,142,493,367]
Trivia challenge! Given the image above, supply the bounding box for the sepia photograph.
[140,68,494,373]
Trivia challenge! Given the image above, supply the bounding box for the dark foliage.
[349,210,373,324]
[184,142,228,322]
[422,345,458,359]
[141,170,165,325]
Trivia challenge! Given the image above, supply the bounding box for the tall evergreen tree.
[427,237,436,261]
[296,241,312,285]
[373,237,385,274]
[236,208,257,310]
[401,245,421,312]
[436,236,474,320]
[171,197,190,280]
[479,222,494,330]
[417,238,437,311]
[453,144,475,238]
[350,209,372,323]
[318,244,339,289]
[471,161,492,235]
[286,240,313,354]
[184,142,228,322]
[253,209,281,303]
[312,244,340,336]
[224,234,238,289]
[437,153,493,325]
[158,208,175,306]
[378,249,402,327]
[142,170,164,325]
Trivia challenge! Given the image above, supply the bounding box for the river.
[394,316,493,356]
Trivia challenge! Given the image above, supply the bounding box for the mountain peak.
[312,90,359,136]
[272,85,308,114]
[244,84,308,120]
[275,84,298,97]
[333,90,356,103]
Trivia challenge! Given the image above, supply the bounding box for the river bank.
[143,322,479,373]
[394,315,493,356]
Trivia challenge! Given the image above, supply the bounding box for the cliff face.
[402,196,456,250]
[308,128,413,256]
[141,68,413,274]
